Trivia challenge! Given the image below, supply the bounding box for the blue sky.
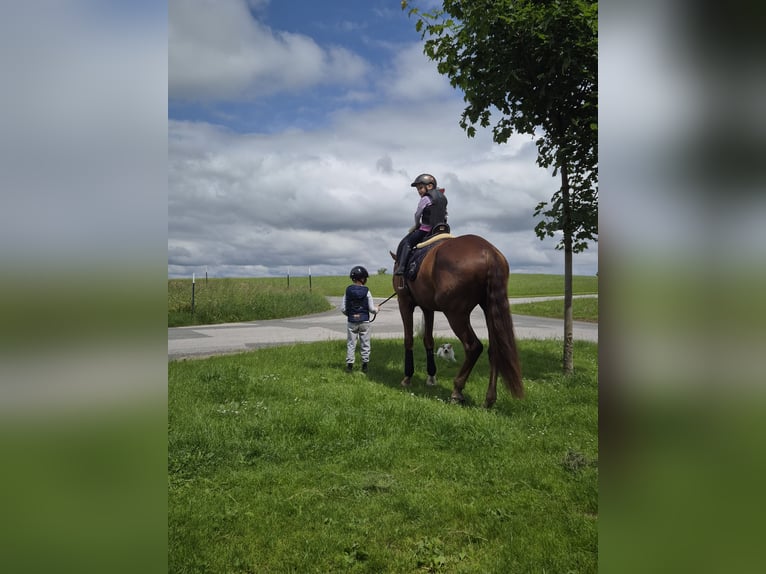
[168,0,599,278]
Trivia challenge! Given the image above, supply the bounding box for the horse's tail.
[486,253,524,398]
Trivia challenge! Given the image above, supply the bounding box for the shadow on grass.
[203,336,595,418]
[340,338,572,413]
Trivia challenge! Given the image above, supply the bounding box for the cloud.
[168,101,597,278]
[169,0,368,101]
[380,42,455,102]
[168,2,598,278]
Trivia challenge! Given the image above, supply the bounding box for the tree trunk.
[562,164,574,374]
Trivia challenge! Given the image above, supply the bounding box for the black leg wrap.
[426,349,436,376]
[405,349,414,377]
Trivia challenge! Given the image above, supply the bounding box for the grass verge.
[512,296,598,322]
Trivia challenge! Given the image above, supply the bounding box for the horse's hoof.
[401,378,411,387]
[450,395,465,405]
[426,375,437,386]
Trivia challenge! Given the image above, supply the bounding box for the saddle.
[406,225,453,281]
[417,223,451,246]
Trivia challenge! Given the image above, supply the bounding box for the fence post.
[191,273,196,315]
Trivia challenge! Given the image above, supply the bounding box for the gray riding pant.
[346,321,371,363]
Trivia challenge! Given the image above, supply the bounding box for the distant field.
[168,273,598,327]
[203,272,598,298]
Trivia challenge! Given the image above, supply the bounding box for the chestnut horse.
[390,234,523,408]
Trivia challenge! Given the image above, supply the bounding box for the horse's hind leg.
[484,346,498,409]
[445,313,483,404]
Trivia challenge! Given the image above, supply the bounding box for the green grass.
[169,273,598,327]
[168,278,332,327]
[512,296,598,322]
[169,338,598,573]
[250,272,598,299]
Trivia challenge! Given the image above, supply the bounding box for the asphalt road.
[168,295,597,361]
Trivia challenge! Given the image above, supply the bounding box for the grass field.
[169,338,598,573]
[512,296,598,322]
[168,273,598,327]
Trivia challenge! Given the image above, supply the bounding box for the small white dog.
[436,343,456,362]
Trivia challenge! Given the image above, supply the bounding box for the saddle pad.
[407,234,454,281]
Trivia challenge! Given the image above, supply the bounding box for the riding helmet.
[349,266,369,282]
[410,173,437,188]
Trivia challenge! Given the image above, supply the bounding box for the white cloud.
[169,0,368,100]
[168,99,596,278]
[380,42,455,102]
[168,2,598,278]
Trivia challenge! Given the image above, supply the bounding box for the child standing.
[341,266,379,373]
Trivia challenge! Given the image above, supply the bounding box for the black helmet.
[410,173,437,188]
[349,266,369,282]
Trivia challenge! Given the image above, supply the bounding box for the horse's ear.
[389,250,397,261]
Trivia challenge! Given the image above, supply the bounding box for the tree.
[402,0,598,374]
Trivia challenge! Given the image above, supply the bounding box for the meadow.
[512,296,598,323]
[168,273,598,327]
[169,272,598,571]
[169,338,598,573]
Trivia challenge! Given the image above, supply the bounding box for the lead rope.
[369,291,397,322]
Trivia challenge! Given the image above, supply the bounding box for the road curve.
[168,295,597,361]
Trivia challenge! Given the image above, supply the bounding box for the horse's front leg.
[422,309,437,386]
[398,302,415,387]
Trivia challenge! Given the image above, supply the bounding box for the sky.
[168,0,599,279]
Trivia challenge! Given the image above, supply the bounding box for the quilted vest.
[423,188,448,226]
[345,285,370,322]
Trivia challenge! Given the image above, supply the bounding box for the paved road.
[168,295,597,361]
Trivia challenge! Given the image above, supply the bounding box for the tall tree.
[402,0,598,373]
